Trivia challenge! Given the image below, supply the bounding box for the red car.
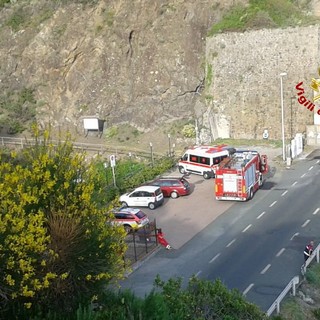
[148,176,191,199]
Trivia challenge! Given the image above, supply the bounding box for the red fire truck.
[215,150,268,201]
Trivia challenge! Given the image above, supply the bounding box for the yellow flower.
[86,274,92,281]
[24,302,32,309]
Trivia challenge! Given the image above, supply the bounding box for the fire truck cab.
[215,150,268,201]
[178,145,236,179]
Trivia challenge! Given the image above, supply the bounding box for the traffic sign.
[110,155,116,167]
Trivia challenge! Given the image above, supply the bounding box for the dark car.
[148,176,191,199]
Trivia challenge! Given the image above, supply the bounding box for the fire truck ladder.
[237,170,243,195]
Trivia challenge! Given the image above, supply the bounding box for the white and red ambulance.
[178,145,236,179]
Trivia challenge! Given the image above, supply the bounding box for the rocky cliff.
[0,0,243,138]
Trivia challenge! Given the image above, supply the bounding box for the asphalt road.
[120,150,320,312]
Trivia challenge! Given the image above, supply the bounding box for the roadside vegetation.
[208,0,320,36]
[97,156,176,203]
[278,264,320,320]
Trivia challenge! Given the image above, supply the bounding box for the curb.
[124,245,163,277]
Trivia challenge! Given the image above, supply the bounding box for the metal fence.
[124,220,159,266]
[0,136,163,160]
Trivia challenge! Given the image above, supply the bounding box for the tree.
[92,276,268,320]
[0,130,127,319]
[152,276,267,320]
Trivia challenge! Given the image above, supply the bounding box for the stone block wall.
[206,26,320,140]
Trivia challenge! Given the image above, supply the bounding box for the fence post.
[133,232,137,262]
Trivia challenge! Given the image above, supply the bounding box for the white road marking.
[292,181,297,186]
[243,283,254,295]
[226,239,236,247]
[290,232,299,240]
[301,173,306,178]
[242,224,252,233]
[257,211,266,219]
[302,220,310,228]
[313,208,320,215]
[309,166,314,171]
[276,248,285,257]
[269,201,277,207]
[317,160,320,164]
[195,270,202,277]
[281,190,288,196]
[261,264,271,274]
[209,253,220,264]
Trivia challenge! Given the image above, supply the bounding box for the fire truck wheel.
[203,172,211,179]
[179,166,186,174]
[258,175,263,187]
[249,188,254,200]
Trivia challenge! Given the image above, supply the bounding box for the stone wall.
[205,26,320,140]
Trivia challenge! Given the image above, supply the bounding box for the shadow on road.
[307,149,320,160]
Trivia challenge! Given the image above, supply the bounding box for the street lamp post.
[280,72,287,161]
[168,134,171,157]
[150,142,154,166]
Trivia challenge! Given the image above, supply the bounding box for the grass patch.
[206,63,213,88]
[213,138,282,148]
[208,0,320,36]
[0,88,37,134]
[306,264,320,286]
[280,297,306,320]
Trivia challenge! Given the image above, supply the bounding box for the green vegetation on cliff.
[208,0,320,36]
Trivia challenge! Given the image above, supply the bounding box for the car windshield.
[135,211,146,219]
[154,188,162,196]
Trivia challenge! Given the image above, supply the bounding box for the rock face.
[206,26,319,140]
[1,0,320,143]
[0,0,241,137]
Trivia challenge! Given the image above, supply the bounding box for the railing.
[0,136,162,159]
[266,276,299,316]
[266,243,320,316]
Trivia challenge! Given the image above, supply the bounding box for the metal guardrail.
[266,275,299,316]
[0,136,162,159]
[266,243,320,316]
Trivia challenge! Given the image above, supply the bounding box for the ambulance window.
[182,154,188,161]
[200,157,210,165]
[190,155,199,163]
[213,157,221,164]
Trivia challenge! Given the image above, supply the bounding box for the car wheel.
[121,201,128,207]
[171,191,178,199]
[148,202,156,210]
[179,166,186,174]
[123,224,132,234]
[203,172,211,179]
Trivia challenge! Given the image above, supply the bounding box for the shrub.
[181,123,196,138]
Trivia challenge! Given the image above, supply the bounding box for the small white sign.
[83,118,99,130]
[110,155,116,167]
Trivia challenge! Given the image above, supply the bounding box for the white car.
[119,186,164,210]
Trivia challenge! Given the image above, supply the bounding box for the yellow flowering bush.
[0,130,127,318]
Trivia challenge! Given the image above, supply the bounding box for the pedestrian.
[157,228,172,250]
[304,240,314,263]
